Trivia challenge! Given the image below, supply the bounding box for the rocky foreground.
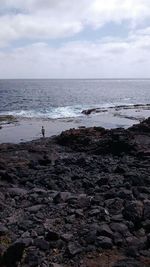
[0,118,150,267]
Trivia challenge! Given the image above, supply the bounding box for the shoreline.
[0,104,150,143]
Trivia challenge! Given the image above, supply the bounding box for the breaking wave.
[0,106,84,119]
[0,103,149,119]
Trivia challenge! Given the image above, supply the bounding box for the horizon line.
[0,78,150,80]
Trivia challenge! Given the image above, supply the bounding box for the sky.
[0,0,150,78]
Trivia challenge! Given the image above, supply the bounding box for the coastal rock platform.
[0,118,150,266]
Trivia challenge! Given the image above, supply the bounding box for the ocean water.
[0,79,150,119]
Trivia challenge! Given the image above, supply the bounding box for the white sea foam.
[0,103,149,119]
[0,106,84,119]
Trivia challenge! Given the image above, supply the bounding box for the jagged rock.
[27,204,44,212]
[123,201,143,223]
[61,233,73,242]
[0,224,8,235]
[0,170,17,182]
[96,177,109,186]
[124,172,144,186]
[143,200,150,220]
[117,189,133,200]
[67,241,83,256]
[45,230,60,241]
[96,236,113,249]
[77,194,90,208]
[82,108,97,115]
[85,230,97,244]
[110,223,129,236]
[130,116,150,133]
[142,219,150,232]
[126,236,147,250]
[34,238,49,251]
[97,224,113,238]
[114,165,126,174]
[88,208,100,216]
[105,198,124,215]
[38,155,52,166]
[8,187,28,196]
[1,241,25,267]
[53,192,74,204]
[24,248,42,266]
[16,238,33,247]
[113,232,124,246]
[0,118,150,266]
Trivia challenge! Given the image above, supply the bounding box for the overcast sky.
[0,0,150,78]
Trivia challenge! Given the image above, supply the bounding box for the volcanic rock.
[0,118,150,266]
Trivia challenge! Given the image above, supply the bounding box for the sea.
[0,79,150,143]
[0,79,150,119]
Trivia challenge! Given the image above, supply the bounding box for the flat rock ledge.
[0,118,150,267]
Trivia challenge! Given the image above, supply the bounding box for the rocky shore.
[0,118,150,267]
[0,115,17,126]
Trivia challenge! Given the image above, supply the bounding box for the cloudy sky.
[0,0,150,78]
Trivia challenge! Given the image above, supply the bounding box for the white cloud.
[0,0,150,45]
[0,31,150,78]
[0,14,83,43]
[135,26,150,36]
[0,0,150,77]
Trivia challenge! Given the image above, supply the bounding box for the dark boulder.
[45,230,60,242]
[1,241,25,267]
[110,223,129,236]
[0,224,8,236]
[123,201,143,224]
[34,238,49,251]
[96,236,113,249]
[67,242,83,257]
[143,200,150,220]
[24,248,42,267]
[97,224,113,238]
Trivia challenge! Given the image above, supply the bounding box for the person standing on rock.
[41,126,45,138]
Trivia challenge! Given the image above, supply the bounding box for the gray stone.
[117,189,133,200]
[97,236,113,249]
[67,241,82,256]
[34,238,49,251]
[89,209,100,216]
[143,200,150,220]
[61,233,73,242]
[27,204,44,212]
[2,241,25,267]
[24,248,42,266]
[98,224,113,238]
[0,224,8,235]
[8,187,28,196]
[53,192,73,204]
[110,223,129,236]
[123,201,143,223]
[17,238,33,247]
[45,230,60,241]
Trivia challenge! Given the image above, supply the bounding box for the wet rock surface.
[0,118,150,266]
[0,115,17,130]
